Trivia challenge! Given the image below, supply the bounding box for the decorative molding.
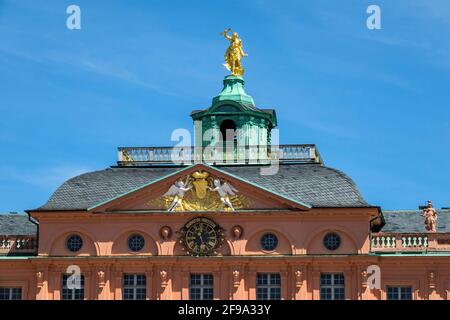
[361,270,368,289]
[160,270,168,288]
[428,271,436,290]
[36,271,44,289]
[231,225,243,240]
[232,270,240,288]
[160,226,172,240]
[294,270,303,288]
[98,270,106,288]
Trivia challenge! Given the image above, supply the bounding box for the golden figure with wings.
[220,28,248,76]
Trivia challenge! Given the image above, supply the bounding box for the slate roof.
[0,214,37,235]
[36,163,370,211]
[382,209,450,233]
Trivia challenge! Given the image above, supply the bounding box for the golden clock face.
[179,217,224,256]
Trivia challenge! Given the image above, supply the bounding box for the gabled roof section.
[88,164,311,212]
[35,166,180,211]
[33,163,370,212]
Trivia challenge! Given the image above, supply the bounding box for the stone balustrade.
[117,144,322,166]
[0,236,38,255]
[371,232,450,253]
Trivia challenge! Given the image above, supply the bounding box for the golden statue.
[149,172,249,212]
[220,28,248,76]
[191,171,209,199]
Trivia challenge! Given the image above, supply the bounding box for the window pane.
[203,274,214,285]
[257,274,268,285]
[334,288,345,300]
[320,273,345,300]
[387,286,412,300]
[203,288,214,300]
[123,274,133,286]
[123,288,133,300]
[0,288,8,300]
[190,288,201,300]
[61,274,84,300]
[190,274,201,285]
[256,288,268,300]
[401,287,412,300]
[270,274,280,285]
[270,287,281,300]
[333,274,345,285]
[189,274,214,300]
[136,275,146,286]
[320,274,332,285]
[123,274,146,300]
[0,288,22,300]
[256,273,281,300]
[320,287,332,300]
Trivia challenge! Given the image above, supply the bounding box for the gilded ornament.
[220,28,248,76]
[149,172,249,212]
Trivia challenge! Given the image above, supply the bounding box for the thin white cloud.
[0,164,92,189]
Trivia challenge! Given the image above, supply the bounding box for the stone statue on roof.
[422,200,437,232]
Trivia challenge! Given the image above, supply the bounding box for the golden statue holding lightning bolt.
[220,28,248,76]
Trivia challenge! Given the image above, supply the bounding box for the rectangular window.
[0,287,22,300]
[320,273,345,300]
[387,286,412,300]
[123,274,147,300]
[256,273,281,300]
[61,274,85,300]
[190,274,213,300]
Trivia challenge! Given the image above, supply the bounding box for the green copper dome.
[211,75,255,105]
[190,75,277,161]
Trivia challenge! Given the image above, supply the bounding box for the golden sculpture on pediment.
[191,171,209,199]
[148,171,249,212]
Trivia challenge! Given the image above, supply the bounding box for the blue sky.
[0,0,449,212]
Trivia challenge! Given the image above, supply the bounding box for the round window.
[66,235,83,252]
[128,234,145,252]
[323,232,341,251]
[260,233,278,251]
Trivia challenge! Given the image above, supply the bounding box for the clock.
[178,217,225,256]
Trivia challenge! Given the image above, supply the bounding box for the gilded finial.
[220,28,248,77]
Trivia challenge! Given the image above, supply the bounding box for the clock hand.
[201,231,210,244]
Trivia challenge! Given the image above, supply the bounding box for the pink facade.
[1,163,450,300]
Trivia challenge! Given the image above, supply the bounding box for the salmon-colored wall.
[33,210,372,257]
[2,255,450,300]
[0,207,448,300]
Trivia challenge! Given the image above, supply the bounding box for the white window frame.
[0,287,22,300]
[386,286,413,300]
[123,274,147,300]
[256,273,281,300]
[320,273,345,300]
[189,273,214,300]
[61,274,84,300]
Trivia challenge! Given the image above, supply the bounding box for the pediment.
[89,164,310,213]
